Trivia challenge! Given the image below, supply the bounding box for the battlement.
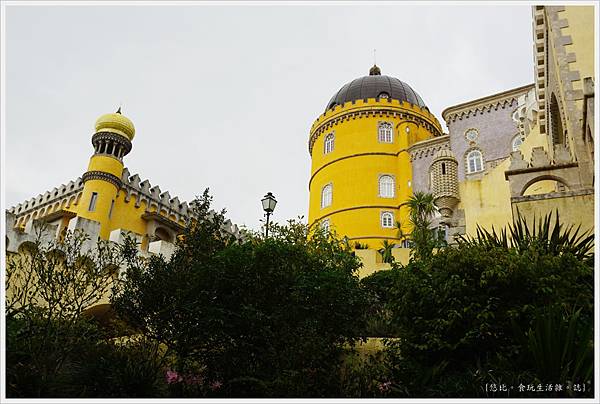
[310,97,442,135]
[7,178,84,217]
[5,210,242,261]
[6,169,242,240]
[308,99,444,156]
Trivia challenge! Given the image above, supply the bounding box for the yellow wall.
[308,98,442,248]
[458,158,513,235]
[561,6,595,95]
[512,193,594,234]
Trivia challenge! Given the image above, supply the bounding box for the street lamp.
[261,192,277,238]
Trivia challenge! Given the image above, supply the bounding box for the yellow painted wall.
[512,193,594,234]
[458,158,513,235]
[560,6,595,94]
[308,98,442,248]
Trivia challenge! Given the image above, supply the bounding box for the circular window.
[378,92,390,99]
[465,128,478,141]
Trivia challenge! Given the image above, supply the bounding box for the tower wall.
[308,98,443,246]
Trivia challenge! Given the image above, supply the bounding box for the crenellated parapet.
[118,168,240,238]
[308,98,443,155]
[7,178,85,225]
[8,168,242,240]
[408,135,450,162]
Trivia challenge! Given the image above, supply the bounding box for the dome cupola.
[94,108,136,141]
[326,65,428,111]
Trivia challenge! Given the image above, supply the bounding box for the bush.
[380,213,594,397]
[112,190,369,397]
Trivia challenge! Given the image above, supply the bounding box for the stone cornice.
[408,135,451,162]
[82,170,122,189]
[442,84,535,124]
[308,102,443,155]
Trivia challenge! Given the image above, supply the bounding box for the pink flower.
[378,381,392,393]
[165,369,183,384]
[209,380,223,390]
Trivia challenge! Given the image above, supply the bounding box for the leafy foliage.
[380,213,594,397]
[459,210,594,266]
[112,189,369,397]
[378,240,395,264]
[405,192,441,261]
[5,229,133,397]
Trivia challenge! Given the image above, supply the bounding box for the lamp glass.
[261,193,277,213]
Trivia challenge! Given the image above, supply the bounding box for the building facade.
[6,110,242,257]
[307,65,444,248]
[307,5,594,274]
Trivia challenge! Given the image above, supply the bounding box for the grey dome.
[326,65,427,111]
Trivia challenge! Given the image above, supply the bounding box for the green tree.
[378,240,394,264]
[5,229,132,397]
[112,189,369,397]
[381,213,594,397]
[405,191,438,261]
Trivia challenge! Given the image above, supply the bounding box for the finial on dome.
[116,106,122,114]
[369,64,381,76]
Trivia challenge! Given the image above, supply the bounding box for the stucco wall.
[511,192,594,234]
[447,99,520,181]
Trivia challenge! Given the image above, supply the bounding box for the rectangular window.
[88,192,98,212]
[108,199,115,219]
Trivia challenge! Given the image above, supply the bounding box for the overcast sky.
[4,3,534,231]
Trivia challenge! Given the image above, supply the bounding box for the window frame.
[324,132,335,154]
[381,211,394,228]
[466,149,484,174]
[321,218,330,233]
[88,192,98,212]
[464,128,479,142]
[378,174,395,198]
[512,134,524,152]
[378,122,394,143]
[321,183,333,209]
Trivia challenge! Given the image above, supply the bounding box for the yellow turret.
[76,108,135,239]
[308,66,443,247]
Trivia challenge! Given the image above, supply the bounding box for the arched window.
[512,135,524,152]
[378,122,393,143]
[379,175,395,198]
[324,133,335,154]
[321,184,332,208]
[466,150,484,173]
[381,211,394,228]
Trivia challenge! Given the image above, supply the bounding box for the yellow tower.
[76,108,135,239]
[308,65,443,247]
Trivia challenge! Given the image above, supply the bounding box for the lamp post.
[261,192,277,238]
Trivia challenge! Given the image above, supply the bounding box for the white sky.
[3,3,534,231]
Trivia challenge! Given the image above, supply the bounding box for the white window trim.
[324,132,335,154]
[378,122,394,143]
[512,134,524,152]
[381,211,394,228]
[321,183,333,209]
[465,149,484,174]
[378,174,396,198]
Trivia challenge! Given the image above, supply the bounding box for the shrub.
[381,213,593,397]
